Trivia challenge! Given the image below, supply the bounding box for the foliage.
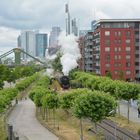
[0,88,18,113]
[71,71,140,100]
[15,73,39,91]
[105,71,112,78]
[51,53,62,72]
[60,89,91,110]
[73,91,117,122]
[0,79,4,90]
[42,93,60,109]
[36,76,50,87]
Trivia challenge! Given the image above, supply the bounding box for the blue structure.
[36,34,48,58]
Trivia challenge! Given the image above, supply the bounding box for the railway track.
[89,119,140,140]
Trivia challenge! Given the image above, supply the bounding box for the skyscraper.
[19,30,38,59]
[36,34,48,58]
[18,31,48,59]
[65,3,70,35]
[49,27,61,48]
[71,18,78,36]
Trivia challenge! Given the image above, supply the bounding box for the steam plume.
[58,32,81,75]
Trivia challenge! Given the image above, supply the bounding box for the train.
[59,75,70,89]
[50,75,70,90]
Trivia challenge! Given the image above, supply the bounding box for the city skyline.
[0,0,140,54]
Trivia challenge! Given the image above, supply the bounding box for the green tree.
[51,53,62,72]
[105,71,112,79]
[119,70,124,80]
[73,91,117,139]
[0,79,4,89]
[43,94,60,128]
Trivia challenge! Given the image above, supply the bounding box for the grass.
[0,115,6,140]
[109,114,140,135]
[36,108,96,140]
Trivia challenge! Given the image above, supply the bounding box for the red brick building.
[100,28,135,80]
[79,19,140,81]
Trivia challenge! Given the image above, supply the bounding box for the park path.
[8,98,59,140]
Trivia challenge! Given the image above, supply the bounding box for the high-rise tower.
[65,3,70,35]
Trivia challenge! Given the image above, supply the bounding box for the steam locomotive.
[59,75,70,89]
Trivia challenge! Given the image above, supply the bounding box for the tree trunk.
[127,100,130,124]
[80,118,84,140]
[45,108,48,122]
[53,108,55,128]
[117,100,120,116]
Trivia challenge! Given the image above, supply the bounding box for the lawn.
[36,109,97,140]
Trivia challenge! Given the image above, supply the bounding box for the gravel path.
[8,98,59,140]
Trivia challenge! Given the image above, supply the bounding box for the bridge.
[0,48,47,66]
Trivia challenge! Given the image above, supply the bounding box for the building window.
[114,47,117,52]
[126,47,131,51]
[126,31,131,37]
[136,70,139,74]
[105,63,110,67]
[126,62,131,67]
[118,47,121,51]
[114,31,121,36]
[126,70,131,75]
[118,31,121,36]
[115,55,121,60]
[126,55,131,59]
[136,54,139,58]
[135,62,139,66]
[114,70,119,75]
[105,47,110,52]
[106,54,110,61]
[118,55,121,59]
[115,47,121,52]
[114,63,121,67]
[136,46,139,50]
[114,55,117,60]
[136,39,139,42]
[126,39,130,44]
[105,31,110,36]
[105,39,110,46]
[114,39,121,44]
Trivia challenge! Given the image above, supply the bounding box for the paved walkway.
[119,100,140,123]
[8,98,59,140]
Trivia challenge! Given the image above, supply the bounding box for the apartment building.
[79,19,140,81]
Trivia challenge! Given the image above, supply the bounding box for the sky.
[0,0,140,54]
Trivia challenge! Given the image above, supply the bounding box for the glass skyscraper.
[36,34,48,58]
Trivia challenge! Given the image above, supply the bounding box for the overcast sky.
[0,0,140,54]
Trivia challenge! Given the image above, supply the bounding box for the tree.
[43,94,60,128]
[73,91,117,139]
[6,70,17,86]
[51,53,62,73]
[119,70,124,80]
[105,71,112,79]
[0,79,4,89]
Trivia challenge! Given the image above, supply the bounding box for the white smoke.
[46,68,54,77]
[45,48,57,60]
[58,32,81,75]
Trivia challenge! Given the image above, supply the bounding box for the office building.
[71,18,78,36]
[49,27,61,48]
[18,30,48,59]
[36,34,48,58]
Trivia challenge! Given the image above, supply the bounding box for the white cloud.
[0,0,140,52]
